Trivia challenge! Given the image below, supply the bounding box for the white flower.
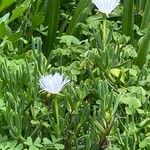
[92,0,120,16]
[39,73,69,94]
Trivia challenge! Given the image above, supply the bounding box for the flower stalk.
[102,16,107,50]
[55,98,60,136]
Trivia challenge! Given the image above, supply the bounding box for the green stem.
[102,16,107,50]
[30,123,41,137]
[18,135,25,143]
[55,98,60,135]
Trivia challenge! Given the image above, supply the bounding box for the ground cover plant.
[0,0,150,149]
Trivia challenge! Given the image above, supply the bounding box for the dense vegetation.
[0,0,150,149]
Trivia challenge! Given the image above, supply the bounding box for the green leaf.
[25,137,33,146]
[125,107,134,114]
[7,32,22,42]
[0,99,5,111]
[59,35,80,46]
[31,120,40,125]
[92,120,106,133]
[0,0,16,12]
[122,0,134,39]
[122,96,141,115]
[31,14,44,27]
[9,0,31,23]
[43,138,53,145]
[54,143,64,150]
[9,140,17,149]
[46,0,60,52]
[0,13,10,22]
[122,45,137,58]
[66,0,92,35]
[34,137,43,147]
[139,137,150,148]
[135,23,150,68]
[0,22,6,39]
[139,118,150,127]
[141,0,150,29]
[109,68,126,84]
[29,145,39,150]
[14,143,23,150]
[139,0,147,10]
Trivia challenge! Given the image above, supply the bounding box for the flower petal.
[92,0,120,15]
[39,73,69,94]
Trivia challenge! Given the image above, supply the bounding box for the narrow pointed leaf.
[135,23,150,68]
[9,0,31,23]
[47,0,60,51]
[122,0,134,39]
[66,0,91,35]
[0,0,16,12]
[141,0,150,29]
